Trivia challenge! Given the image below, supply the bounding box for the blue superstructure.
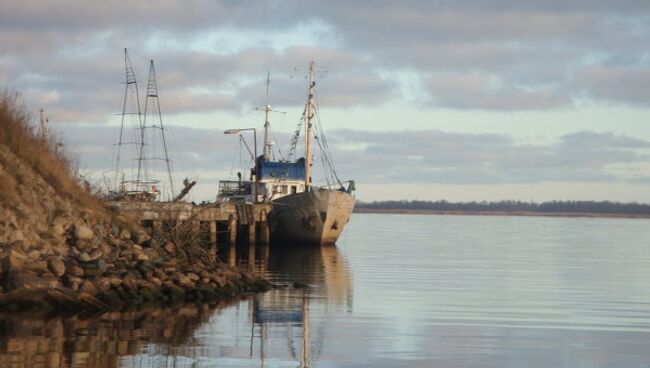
[258,161,305,180]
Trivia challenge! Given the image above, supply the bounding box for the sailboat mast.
[304,61,315,189]
[263,72,271,160]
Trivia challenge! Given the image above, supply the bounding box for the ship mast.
[304,61,315,189]
[263,72,271,160]
[255,72,285,161]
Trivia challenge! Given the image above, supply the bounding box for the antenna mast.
[263,72,271,160]
[143,59,175,198]
[304,61,315,189]
[114,48,142,193]
[254,71,285,161]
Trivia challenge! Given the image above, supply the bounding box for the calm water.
[2,213,650,367]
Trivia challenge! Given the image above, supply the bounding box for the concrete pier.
[105,201,273,248]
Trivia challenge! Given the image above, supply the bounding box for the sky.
[2,0,650,202]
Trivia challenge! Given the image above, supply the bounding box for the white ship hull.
[270,188,355,245]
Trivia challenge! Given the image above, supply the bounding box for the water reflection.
[221,242,353,367]
[0,302,232,368]
[0,243,352,368]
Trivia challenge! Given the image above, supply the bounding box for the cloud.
[574,65,650,106]
[427,73,570,110]
[329,129,650,184]
[3,0,650,116]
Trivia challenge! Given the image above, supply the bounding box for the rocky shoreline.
[0,220,271,313]
[0,96,270,313]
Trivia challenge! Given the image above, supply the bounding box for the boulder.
[48,258,66,277]
[79,280,97,294]
[163,241,176,255]
[119,229,131,240]
[131,230,150,244]
[1,250,27,273]
[73,224,94,241]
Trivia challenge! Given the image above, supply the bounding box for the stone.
[79,280,97,294]
[163,241,176,255]
[176,275,195,288]
[97,278,112,293]
[27,260,48,272]
[12,240,29,252]
[109,277,123,287]
[111,224,120,237]
[92,224,105,238]
[69,265,84,277]
[27,250,41,260]
[149,277,162,287]
[97,259,108,274]
[48,258,66,277]
[88,249,103,261]
[119,229,131,240]
[187,273,200,282]
[1,250,26,273]
[135,252,149,262]
[78,252,91,262]
[131,231,150,244]
[73,224,94,241]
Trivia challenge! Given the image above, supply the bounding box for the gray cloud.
[3,0,650,117]
[330,129,650,184]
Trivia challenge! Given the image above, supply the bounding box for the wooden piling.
[228,215,237,245]
[209,221,217,253]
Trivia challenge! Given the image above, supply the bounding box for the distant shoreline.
[353,207,650,219]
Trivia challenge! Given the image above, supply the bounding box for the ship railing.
[218,180,252,196]
[314,180,356,194]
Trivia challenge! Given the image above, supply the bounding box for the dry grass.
[0,92,106,217]
[160,216,219,266]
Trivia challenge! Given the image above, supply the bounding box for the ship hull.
[270,188,355,245]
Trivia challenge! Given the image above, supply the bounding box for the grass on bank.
[0,92,106,216]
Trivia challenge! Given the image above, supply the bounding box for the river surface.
[2,213,650,367]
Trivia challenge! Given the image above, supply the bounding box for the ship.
[218,62,355,245]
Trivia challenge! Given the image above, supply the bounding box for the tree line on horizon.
[356,200,650,215]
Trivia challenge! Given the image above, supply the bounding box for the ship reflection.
[222,242,354,367]
[0,244,353,368]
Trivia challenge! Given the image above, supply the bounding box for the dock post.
[209,221,217,253]
[191,220,200,235]
[228,214,237,245]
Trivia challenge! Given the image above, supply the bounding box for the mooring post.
[228,214,237,245]
[209,221,217,253]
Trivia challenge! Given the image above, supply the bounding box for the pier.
[105,201,274,249]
